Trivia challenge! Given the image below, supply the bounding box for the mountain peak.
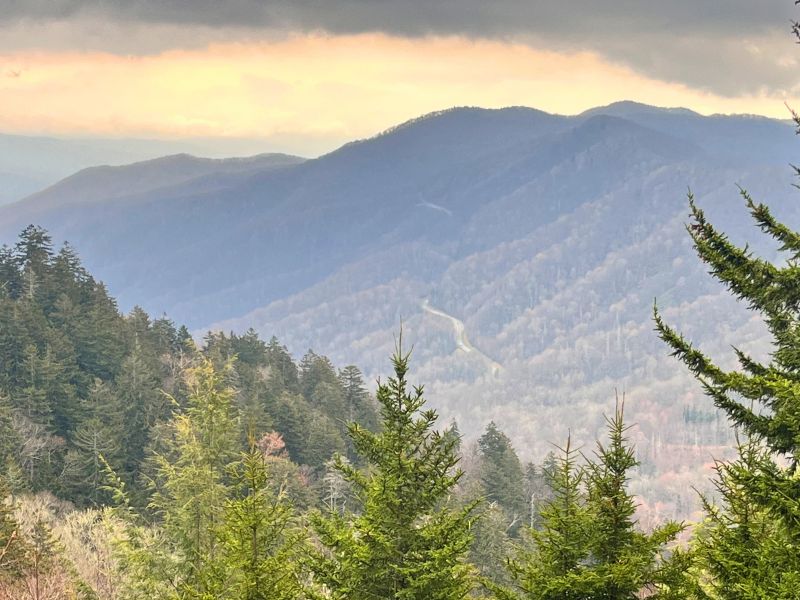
[580,101,700,119]
[377,105,556,136]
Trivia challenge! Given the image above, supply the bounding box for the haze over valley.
[2,101,796,517]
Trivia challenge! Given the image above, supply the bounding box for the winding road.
[420,299,504,377]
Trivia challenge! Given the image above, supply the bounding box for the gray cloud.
[0,1,791,37]
[1,1,798,96]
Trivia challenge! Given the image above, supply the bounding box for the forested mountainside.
[1,103,792,328]
[0,227,575,597]
[1,102,798,518]
[2,193,799,597]
[0,227,378,509]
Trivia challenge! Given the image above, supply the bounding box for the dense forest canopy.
[0,226,380,510]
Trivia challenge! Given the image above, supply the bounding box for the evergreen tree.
[495,437,591,600]
[50,243,90,303]
[0,299,29,392]
[20,518,60,600]
[215,446,304,600]
[443,420,462,455]
[40,328,84,433]
[300,410,346,468]
[229,329,268,368]
[0,394,20,469]
[236,383,273,450]
[469,502,515,589]
[16,344,55,428]
[655,191,800,594]
[582,405,686,599]
[177,326,195,355]
[338,365,379,462]
[497,407,686,600]
[339,365,379,432]
[75,283,127,380]
[13,226,53,304]
[65,380,124,505]
[67,419,122,505]
[478,422,527,534]
[148,358,240,598]
[0,246,22,301]
[309,346,478,600]
[690,437,799,598]
[151,316,181,357]
[271,393,314,465]
[310,381,347,426]
[116,342,165,476]
[264,337,300,395]
[299,351,339,402]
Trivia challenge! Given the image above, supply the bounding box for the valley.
[1,101,796,519]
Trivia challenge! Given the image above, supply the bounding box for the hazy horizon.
[2,100,796,161]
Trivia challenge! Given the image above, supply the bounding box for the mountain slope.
[0,108,701,326]
[1,103,797,519]
[0,133,297,206]
[11,152,304,212]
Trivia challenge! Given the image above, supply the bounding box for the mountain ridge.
[0,132,303,206]
[1,102,797,518]
[4,152,305,213]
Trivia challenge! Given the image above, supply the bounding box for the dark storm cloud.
[2,0,798,96]
[0,1,791,37]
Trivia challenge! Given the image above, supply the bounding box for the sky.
[1,1,799,157]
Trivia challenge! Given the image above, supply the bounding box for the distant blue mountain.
[0,133,302,205]
[0,104,738,326]
[1,103,798,519]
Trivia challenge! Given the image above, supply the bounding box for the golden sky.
[1,33,797,156]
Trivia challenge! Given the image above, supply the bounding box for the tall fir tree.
[496,406,687,600]
[65,380,124,505]
[469,502,515,589]
[116,342,165,476]
[147,358,240,598]
[0,394,19,470]
[215,446,305,600]
[655,191,800,597]
[264,337,300,395]
[13,226,53,304]
[582,404,687,599]
[339,365,379,433]
[299,351,338,402]
[494,436,592,600]
[309,345,479,600]
[690,437,800,598]
[477,422,527,534]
